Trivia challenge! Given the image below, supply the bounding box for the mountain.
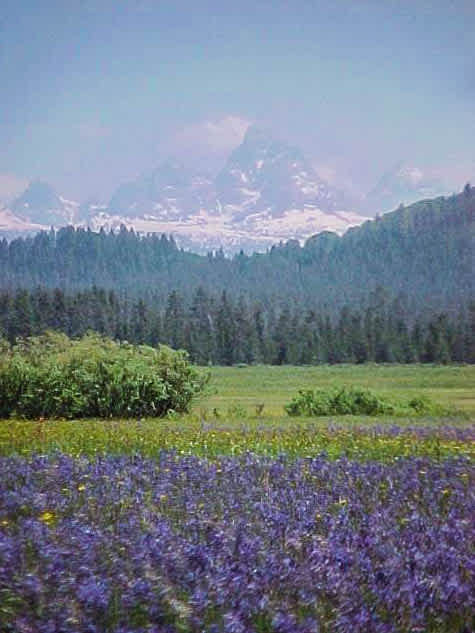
[2,132,462,253]
[366,163,449,213]
[0,205,45,238]
[10,181,78,226]
[106,161,217,220]
[1,184,473,314]
[216,126,348,214]
[84,127,366,251]
[0,129,367,252]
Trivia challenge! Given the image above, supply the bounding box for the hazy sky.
[1,0,474,201]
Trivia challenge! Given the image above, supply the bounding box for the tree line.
[0,184,473,314]
[1,287,473,365]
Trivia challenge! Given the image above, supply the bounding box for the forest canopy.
[0,287,473,365]
[0,185,473,314]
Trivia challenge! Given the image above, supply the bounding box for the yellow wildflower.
[39,511,55,524]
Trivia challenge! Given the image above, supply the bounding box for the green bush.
[407,396,432,414]
[0,332,208,419]
[285,387,395,417]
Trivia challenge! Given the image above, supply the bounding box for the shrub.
[0,332,208,419]
[408,396,432,414]
[285,386,394,416]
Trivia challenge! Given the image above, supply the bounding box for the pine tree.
[164,290,186,350]
[215,291,236,365]
[8,290,33,341]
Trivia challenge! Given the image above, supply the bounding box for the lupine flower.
[0,452,473,632]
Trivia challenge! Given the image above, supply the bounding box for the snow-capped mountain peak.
[216,126,350,219]
[1,129,369,252]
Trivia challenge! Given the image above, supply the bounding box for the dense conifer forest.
[1,286,473,365]
[1,186,473,314]
[1,185,473,364]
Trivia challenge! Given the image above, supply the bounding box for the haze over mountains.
[367,163,449,215]
[0,126,461,253]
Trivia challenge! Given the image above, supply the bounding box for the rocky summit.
[1,128,370,252]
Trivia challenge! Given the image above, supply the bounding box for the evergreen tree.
[215,291,236,365]
[9,290,33,341]
[164,290,186,350]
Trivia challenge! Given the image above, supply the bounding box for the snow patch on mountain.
[0,205,47,235]
[0,128,372,253]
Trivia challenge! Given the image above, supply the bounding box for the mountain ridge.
[0,128,369,252]
[0,128,467,252]
[1,184,472,315]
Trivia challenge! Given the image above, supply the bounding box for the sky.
[1,0,474,202]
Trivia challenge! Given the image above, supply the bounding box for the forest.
[1,185,473,365]
[0,185,473,316]
[1,286,473,364]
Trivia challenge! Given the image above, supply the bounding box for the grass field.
[202,364,475,417]
[1,364,473,460]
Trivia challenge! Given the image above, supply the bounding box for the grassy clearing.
[1,365,473,460]
[202,364,475,417]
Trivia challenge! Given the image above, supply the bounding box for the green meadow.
[203,363,475,417]
[1,364,473,461]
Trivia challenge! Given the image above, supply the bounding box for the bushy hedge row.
[0,332,207,419]
[284,386,441,417]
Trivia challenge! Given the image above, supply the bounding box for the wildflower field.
[1,365,474,632]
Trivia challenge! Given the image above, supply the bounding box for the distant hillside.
[0,185,473,314]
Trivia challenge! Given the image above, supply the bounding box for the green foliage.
[0,332,207,419]
[226,403,248,418]
[285,386,395,416]
[284,385,459,418]
[0,365,472,460]
[407,395,447,416]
